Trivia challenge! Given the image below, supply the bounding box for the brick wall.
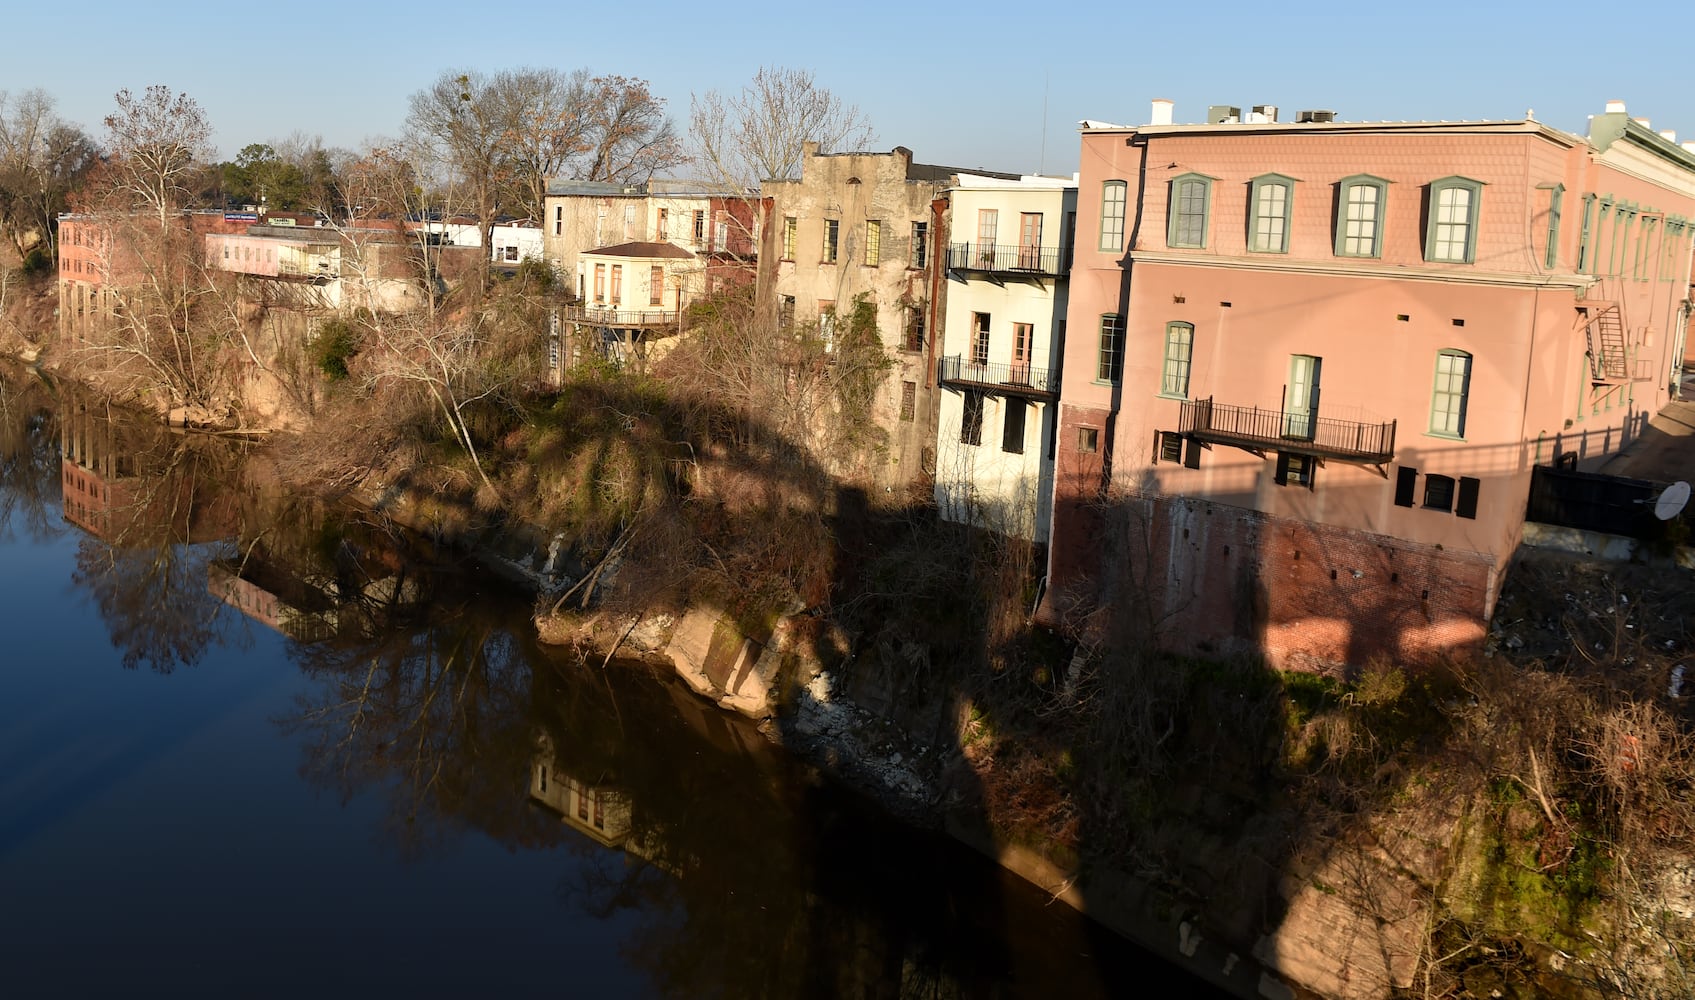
[1069,490,1494,675]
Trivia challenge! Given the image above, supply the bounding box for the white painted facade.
[490,222,544,264]
[934,174,1078,542]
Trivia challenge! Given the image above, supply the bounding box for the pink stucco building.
[1043,101,1695,672]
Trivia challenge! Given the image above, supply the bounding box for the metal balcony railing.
[938,354,1059,398]
[564,305,689,329]
[1179,396,1396,463]
[946,242,1068,277]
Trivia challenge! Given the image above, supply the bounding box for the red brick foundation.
[1054,490,1495,675]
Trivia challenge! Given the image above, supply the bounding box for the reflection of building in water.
[530,733,633,849]
[59,403,141,539]
[57,404,238,544]
[207,559,339,642]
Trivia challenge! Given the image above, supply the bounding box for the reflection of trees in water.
[281,612,556,860]
[539,668,996,1000]
[73,537,238,673]
[61,406,249,673]
[0,369,64,542]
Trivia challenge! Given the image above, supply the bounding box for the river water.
[0,370,1228,998]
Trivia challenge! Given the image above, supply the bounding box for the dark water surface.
[0,371,1228,998]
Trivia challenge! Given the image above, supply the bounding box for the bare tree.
[489,67,591,224]
[406,70,512,257]
[575,75,684,184]
[102,86,212,225]
[0,89,99,259]
[689,67,875,190]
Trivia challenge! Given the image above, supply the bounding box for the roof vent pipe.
[1150,99,1174,126]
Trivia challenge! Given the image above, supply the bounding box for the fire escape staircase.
[1577,297,1653,385]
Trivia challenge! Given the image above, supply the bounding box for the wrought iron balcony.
[1178,396,1396,464]
[946,242,1067,278]
[563,304,690,330]
[938,354,1059,400]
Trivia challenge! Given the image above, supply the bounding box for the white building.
[490,222,544,265]
[934,173,1078,542]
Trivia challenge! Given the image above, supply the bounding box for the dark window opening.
[1002,399,1027,453]
[1424,474,1456,511]
[961,391,984,446]
[1157,431,1183,463]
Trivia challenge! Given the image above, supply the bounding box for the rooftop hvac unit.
[1207,105,1242,124]
[1296,110,1338,124]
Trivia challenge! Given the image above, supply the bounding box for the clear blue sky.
[7,0,1693,175]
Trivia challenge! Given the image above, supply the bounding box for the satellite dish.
[1654,481,1690,521]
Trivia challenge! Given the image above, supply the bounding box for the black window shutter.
[1394,466,1418,507]
[1456,476,1480,519]
[1184,436,1202,468]
[1274,453,1290,486]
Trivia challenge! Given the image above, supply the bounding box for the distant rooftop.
[583,240,696,259]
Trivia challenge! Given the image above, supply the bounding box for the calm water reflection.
[0,370,1226,998]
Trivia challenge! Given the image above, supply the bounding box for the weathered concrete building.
[761,144,1019,488]
[1044,100,1695,672]
[934,172,1077,541]
[542,179,755,298]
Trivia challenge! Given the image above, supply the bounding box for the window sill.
[1422,504,1454,513]
[1425,431,1466,442]
[1092,378,1121,388]
[1156,391,1189,401]
[1334,252,1383,260]
[1423,257,1476,266]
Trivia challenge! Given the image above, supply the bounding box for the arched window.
[1425,176,1484,263]
[1167,174,1212,248]
[1099,181,1127,252]
[1334,175,1389,258]
[1430,349,1472,437]
[1248,174,1295,253]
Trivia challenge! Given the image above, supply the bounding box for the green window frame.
[1248,174,1295,253]
[1543,184,1563,270]
[1161,322,1194,397]
[1430,349,1472,439]
[1577,193,1597,273]
[1167,173,1212,249]
[1099,180,1127,252]
[1334,175,1388,258]
[782,216,797,260]
[1424,176,1483,263]
[1096,314,1124,383]
[1636,215,1659,280]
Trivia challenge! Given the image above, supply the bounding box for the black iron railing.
[946,242,1067,276]
[938,354,1059,397]
[1179,396,1396,462]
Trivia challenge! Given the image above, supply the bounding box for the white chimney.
[1660,130,1678,143]
[1634,116,1652,129]
[1150,99,1174,126]
[1605,99,1627,114]
[1683,141,1695,154]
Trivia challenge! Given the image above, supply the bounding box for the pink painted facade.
[1045,106,1695,672]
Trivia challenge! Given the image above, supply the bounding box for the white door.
[1284,355,1321,439]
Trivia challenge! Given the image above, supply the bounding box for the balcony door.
[978,210,998,267]
[1284,354,1321,440]
[1011,323,1033,384]
[971,313,991,372]
[1018,213,1042,269]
